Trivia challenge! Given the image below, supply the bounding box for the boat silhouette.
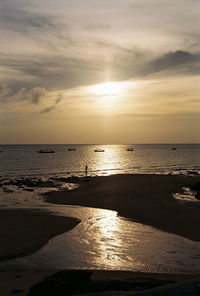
[127,148,134,151]
[38,149,55,153]
[94,149,105,152]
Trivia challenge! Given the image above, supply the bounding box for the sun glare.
[87,81,133,112]
[90,82,124,96]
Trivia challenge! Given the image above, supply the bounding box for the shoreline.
[0,208,80,262]
[44,174,200,241]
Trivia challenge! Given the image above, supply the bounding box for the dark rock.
[188,182,200,200]
[28,270,92,296]
[189,182,200,191]
[28,271,175,296]
[11,289,24,294]
[23,188,34,192]
[49,177,69,182]
[187,171,198,176]
[195,192,200,200]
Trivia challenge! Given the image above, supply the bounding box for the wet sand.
[1,174,200,295]
[44,174,200,241]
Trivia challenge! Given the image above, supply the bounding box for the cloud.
[0,50,107,91]
[13,87,47,104]
[0,86,48,105]
[40,93,63,113]
[25,87,47,104]
[0,84,12,97]
[0,5,66,34]
[113,49,200,80]
[147,50,198,73]
[0,0,200,92]
[0,84,65,119]
[85,24,111,31]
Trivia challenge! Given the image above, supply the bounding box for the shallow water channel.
[1,204,200,274]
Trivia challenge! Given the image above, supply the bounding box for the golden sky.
[0,0,200,143]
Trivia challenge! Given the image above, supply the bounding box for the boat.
[68,148,76,151]
[127,148,134,151]
[172,147,177,150]
[94,149,105,152]
[38,149,55,153]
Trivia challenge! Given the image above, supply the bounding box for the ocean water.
[0,144,199,177]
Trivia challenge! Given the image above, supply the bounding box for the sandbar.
[0,208,80,262]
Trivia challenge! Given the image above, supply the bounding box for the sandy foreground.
[1,174,200,295]
[0,208,80,261]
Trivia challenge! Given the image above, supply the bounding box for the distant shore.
[44,174,200,241]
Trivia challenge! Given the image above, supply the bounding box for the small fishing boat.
[127,148,134,151]
[68,148,76,151]
[172,147,177,150]
[38,149,55,153]
[94,149,105,152]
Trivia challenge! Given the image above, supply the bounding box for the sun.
[86,81,133,112]
[90,82,124,96]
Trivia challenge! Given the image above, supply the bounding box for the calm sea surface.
[0,144,199,177]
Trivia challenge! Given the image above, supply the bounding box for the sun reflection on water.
[93,146,123,175]
[2,205,200,274]
[89,210,126,268]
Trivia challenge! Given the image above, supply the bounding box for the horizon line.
[0,143,199,145]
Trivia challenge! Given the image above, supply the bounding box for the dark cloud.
[40,106,55,113]
[40,93,63,113]
[0,51,106,91]
[113,49,200,80]
[148,50,198,73]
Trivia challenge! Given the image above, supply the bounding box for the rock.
[187,171,198,176]
[23,188,34,192]
[189,182,200,191]
[28,272,176,296]
[28,270,92,296]
[195,192,200,200]
[188,182,200,200]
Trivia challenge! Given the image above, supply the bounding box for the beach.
[1,174,200,295]
[45,174,200,241]
[0,208,80,262]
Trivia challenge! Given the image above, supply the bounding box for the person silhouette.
[85,165,88,176]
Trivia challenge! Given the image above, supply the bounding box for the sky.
[0,0,200,144]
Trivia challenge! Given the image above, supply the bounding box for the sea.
[0,144,200,177]
[0,144,200,274]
